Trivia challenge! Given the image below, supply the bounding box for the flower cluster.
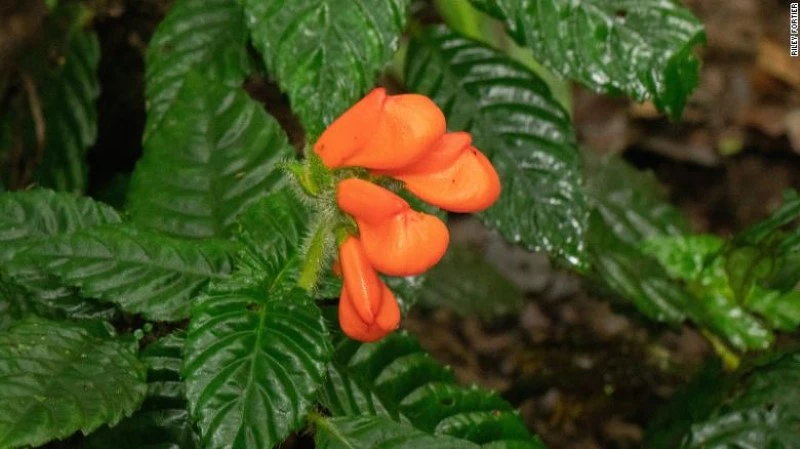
[313,87,501,342]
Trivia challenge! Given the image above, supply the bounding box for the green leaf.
[470,0,705,118]
[584,152,692,324]
[128,72,293,239]
[314,415,481,449]
[319,332,544,448]
[419,244,523,318]
[184,190,332,449]
[0,190,121,322]
[0,189,121,263]
[406,26,587,268]
[646,350,800,449]
[145,0,250,138]
[35,29,101,193]
[84,332,201,449]
[8,224,234,321]
[0,318,147,448]
[241,0,411,139]
[642,234,774,351]
[184,289,331,449]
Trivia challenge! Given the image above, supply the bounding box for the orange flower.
[337,236,400,342]
[314,88,446,170]
[337,178,449,276]
[384,132,501,213]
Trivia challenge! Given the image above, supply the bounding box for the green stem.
[298,219,332,292]
[701,329,741,371]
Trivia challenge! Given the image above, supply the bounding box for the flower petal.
[337,178,409,225]
[314,88,387,167]
[358,208,449,276]
[339,236,381,323]
[314,88,446,170]
[338,288,388,342]
[394,140,501,213]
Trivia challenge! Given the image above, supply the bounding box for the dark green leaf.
[0,189,121,322]
[0,318,147,448]
[314,415,480,449]
[184,288,331,449]
[128,72,293,239]
[319,332,544,448]
[584,152,691,324]
[470,0,705,118]
[0,189,121,262]
[406,26,587,268]
[184,190,332,449]
[35,29,101,193]
[646,350,800,449]
[84,332,201,449]
[8,224,234,321]
[242,0,411,139]
[145,0,250,137]
[419,244,523,318]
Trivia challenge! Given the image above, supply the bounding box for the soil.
[3,0,799,448]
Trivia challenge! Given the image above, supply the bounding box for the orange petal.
[337,178,409,225]
[314,89,446,170]
[394,144,501,213]
[339,236,381,324]
[374,283,400,332]
[358,209,450,276]
[385,132,472,175]
[338,289,388,342]
[314,88,387,168]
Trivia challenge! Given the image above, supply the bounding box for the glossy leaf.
[406,26,587,268]
[0,190,121,322]
[7,225,234,321]
[184,190,332,449]
[0,318,147,448]
[584,152,691,324]
[646,351,800,449]
[84,332,201,449]
[419,244,523,318]
[643,234,774,350]
[242,0,411,139]
[34,29,101,193]
[319,332,545,448]
[471,0,705,118]
[144,0,250,137]
[0,189,121,263]
[314,415,480,449]
[128,72,292,239]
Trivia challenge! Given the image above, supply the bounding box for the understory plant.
[1,0,799,448]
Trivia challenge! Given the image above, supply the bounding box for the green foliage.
[406,26,587,269]
[646,350,800,449]
[128,72,293,239]
[314,415,481,449]
[184,192,332,449]
[144,0,250,138]
[34,28,100,193]
[7,225,235,321]
[0,318,147,448]
[84,332,200,449]
[241,0,411,139]
[419,243,523,318]
[584,151,692,324]
[0,190,122,323]
[470,0,705,118]
[319,332,545,448]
